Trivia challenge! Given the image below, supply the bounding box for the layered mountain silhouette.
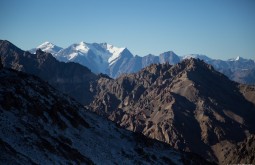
[31,41,255,84]
[1,40,255,164]
[89,58,255,163]
[0,40,97,105]
[0,64,213,164]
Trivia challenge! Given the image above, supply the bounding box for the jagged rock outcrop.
[90,58,255,164]
[0,67,214,164]
[0,40,97,105]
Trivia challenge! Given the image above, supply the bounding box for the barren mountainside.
[0,65,214,164]
[90,58,255,164]
[1,40,255,164]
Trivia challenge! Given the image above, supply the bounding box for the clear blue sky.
[0,0,255,60]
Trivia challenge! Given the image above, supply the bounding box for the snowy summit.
[30,41,63,55]
[30,41,129,74]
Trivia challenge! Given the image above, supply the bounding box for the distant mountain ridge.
[30,41,255,84]
[30,41,128,75]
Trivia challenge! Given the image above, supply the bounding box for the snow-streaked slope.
[228,56,245,61]
[0,68,210,165]
[53,42,127,74]
[31,41,130,75]
[107,44,125,65]
[75,41,90,54]
[30,41,63,55]
[58,42,125,62]
[56,42,90,60]
[235,56,240,61]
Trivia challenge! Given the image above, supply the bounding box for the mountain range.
[1,40,97,105]
[89,58,255,163]
[1,40,255,164]
[30,41,255,84]
[0,61,212,164]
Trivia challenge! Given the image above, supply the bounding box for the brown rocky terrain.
[0,62,216,164]
[239,84,255,105]
[90,58,255,164]
[1,40,254,164]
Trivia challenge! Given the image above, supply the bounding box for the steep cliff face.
[90,58,255,163]
[0,40,97,105]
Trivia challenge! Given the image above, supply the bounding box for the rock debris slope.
[0,65,212,164]
[90,58,255,164]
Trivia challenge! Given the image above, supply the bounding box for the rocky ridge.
[0,40,97,105]
[89,58,255,164]
[0,65,214,164]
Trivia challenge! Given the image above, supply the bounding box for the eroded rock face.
[214,135,255,165]
[90,58,255,163]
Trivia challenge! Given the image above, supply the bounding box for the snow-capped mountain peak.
[63,42,126,61]
[30,41,63,55]
[75,41,90,53]
[41,41,130,74]
[107,44,125,65]
[228,56,245,61]
[38,41,55,48]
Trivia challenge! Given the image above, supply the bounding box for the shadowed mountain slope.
[90,58,255,164]
[0,64,214,164]
[0,40,97,105]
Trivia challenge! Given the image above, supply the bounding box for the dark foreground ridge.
[0,65,215,164]
[0,40,97,105]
